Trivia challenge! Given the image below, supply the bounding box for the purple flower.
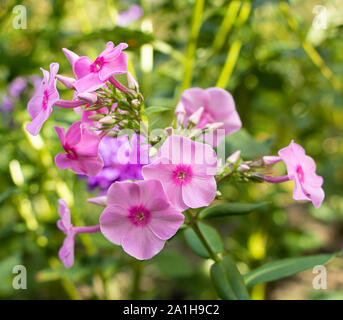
[1,95,14,112]
[8,77,27,98]
[117,4,143,27]
[88,134,150,191]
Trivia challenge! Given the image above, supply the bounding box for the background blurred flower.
[117,4,143,27]
[8,77,27,98]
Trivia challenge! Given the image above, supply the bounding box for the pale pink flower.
[64,42,128,93]
[57,199,75,268]
[142,135,218,211]
[100,180,184,260]
[54,121,104,176]
[278,140,325,208]
[175,87,242,145]
[26,63,59,135]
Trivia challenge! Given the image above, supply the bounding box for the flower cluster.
[25,41,325,268]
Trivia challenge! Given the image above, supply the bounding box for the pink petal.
[26,109,51,136]
[148,206,184,240]
[182,176,216,208]
[107,181,141,208]
[74,124,101,157]
[121,226,165,260]
[62,48,80,67]
[54,126,65,146]
[58,233,75,268]
[65,121,82,147]
[27,92,44,119]
[99,204,132,246]
[73,56,93,79]
[178,88,208,120]
[99,52,128,81]
[57,199,72,232]
[55,153,72,170]
[73,154,104,176]
[73,72,104,93]
[305,185,325,208]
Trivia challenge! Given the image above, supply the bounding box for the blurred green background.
[0,0,343,299]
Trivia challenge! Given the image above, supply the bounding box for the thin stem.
[130,260,144,299]
[74,225,101,235]
[185,211,221,263]
[54,99,85,108]
[216,171,234,185]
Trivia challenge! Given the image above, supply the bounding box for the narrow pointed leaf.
[199,202,268,219]
[244,252,338,288]
[211,256,250,300]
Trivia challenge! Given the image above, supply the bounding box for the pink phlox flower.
[278,140,325,208]
[57,199,75,268]
[175,87,242,146]
[142,135,218,211]
[100,180,184,260]
[26,63,60,136]
[117,4,143,27]
[63,42,128,93]
[54,121,104,176]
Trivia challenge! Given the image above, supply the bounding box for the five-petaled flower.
[100,180,184,260]
[54,121,104,176]
[278,140,325,208]
[26,63,60,136]
[175,87,242,146]
[142,135,218,211]
[63,42,128,93]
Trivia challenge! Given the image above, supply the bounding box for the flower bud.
[77,92,98,105]
[189,107,204,126]
[130,99,140,108]
[127,72,139,91]
[56,75,76,90]
[62,48,80,65]
[149,147,158,158]
[164,126,173,136]
[87,196,107,207]
[226,150,241,164]
[175,103,186,125]
[238,163,250,172]
[206,122,224,132]
[99,115,115,125]
[262,156,282,166]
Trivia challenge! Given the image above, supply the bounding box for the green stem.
[185,211,221,263]
[130,260,144,299]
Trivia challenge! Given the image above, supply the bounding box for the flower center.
[64,144,78,160]
[90,56,104,73]
[128,205,150,226]
[172,165,193,185]
[42,90,49,110]
[296,165,305,183]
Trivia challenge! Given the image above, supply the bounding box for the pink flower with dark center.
[175,87,242,146]
[142,135,218,211]
[278,140,325,208]
[26,63,59,135]
[100,180,184,260]
[63,42,128,93]
[54,121,104,176]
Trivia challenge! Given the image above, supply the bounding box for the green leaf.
[184,222,223,258]
[199,202,268,219]
[244,252,338,288]
[219,129,275,160]
[153,250,192,278]
[211,256,250,300]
